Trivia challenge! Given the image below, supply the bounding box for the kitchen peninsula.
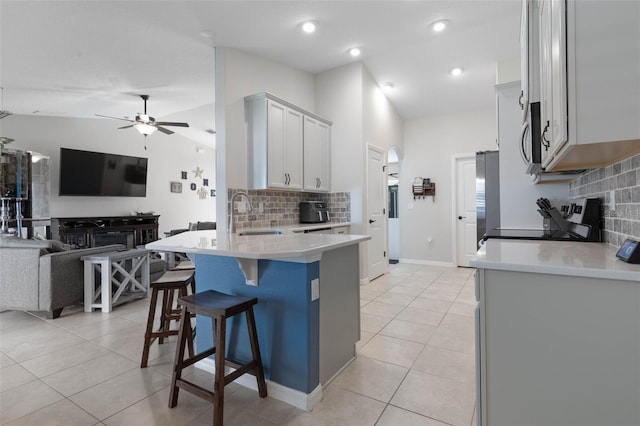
[471,240,640,426]
[146,229,370,410]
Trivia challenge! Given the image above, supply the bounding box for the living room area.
[0,112,216,318]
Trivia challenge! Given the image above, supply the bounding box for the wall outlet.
[311,278,319,301]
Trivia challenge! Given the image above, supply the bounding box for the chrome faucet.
[229,191,253,233]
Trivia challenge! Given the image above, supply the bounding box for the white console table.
[81,248,150,313]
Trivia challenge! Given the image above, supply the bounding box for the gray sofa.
[0,238,128,318]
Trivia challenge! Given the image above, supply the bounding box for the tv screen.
[59,148,148,197]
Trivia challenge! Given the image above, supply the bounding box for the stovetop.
[483,228,582,241]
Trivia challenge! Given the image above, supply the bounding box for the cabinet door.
[267,100,288,188]
[284,108,303,190]
[315,121,330,192]
[520,0,529,124]
[539,0,568,167]
[303,116,331,192]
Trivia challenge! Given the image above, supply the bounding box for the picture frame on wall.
[170,182,182,193]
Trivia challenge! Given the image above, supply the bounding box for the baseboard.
[398,258,457,267]
[195,358,323,411]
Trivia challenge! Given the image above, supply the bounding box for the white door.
[367,145,387,280]
[455,156,477,267]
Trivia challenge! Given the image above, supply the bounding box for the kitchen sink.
[237,229,285,236]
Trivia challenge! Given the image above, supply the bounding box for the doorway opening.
[387,146,401,264]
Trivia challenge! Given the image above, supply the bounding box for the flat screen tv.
[59,148,148,197]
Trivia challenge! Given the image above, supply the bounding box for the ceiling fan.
[95,94,189,136]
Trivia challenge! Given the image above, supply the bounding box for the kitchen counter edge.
[470,239,640,282]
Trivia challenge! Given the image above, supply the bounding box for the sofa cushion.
[47,240,74,253]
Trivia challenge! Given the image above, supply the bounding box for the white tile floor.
[0,263,477,426]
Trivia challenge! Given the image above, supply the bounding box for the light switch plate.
[311,278,319,301]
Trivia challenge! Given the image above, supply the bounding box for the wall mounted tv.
[59,148,148,197]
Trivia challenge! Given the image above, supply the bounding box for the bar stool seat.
[169,290,267,426]
[141,270,195,368]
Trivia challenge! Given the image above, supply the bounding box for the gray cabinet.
[528,0,640,171]
[303,116,331,192]
[246,92,331,192]
[246,94,303,190]
[475,267,640,426]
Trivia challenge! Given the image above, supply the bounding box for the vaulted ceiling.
[0,1,521,146]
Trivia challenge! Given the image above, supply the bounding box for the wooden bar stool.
[169,290,267,426]
[171,260,196,294]
[141,270,195,368]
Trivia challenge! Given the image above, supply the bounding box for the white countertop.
[471,239,640,282]
[146,229,369,261]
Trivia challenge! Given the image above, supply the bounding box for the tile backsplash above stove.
[569,153,640,246]
[227,188,350,230]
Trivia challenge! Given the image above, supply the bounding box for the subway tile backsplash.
[569,153,640,247]
[227,188,350,230]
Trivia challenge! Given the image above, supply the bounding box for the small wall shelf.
[412,182,436,201]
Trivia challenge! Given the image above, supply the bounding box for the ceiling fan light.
[134,123,157,136]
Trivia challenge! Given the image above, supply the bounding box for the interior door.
[455,156,478,267]
[367,145,387,280]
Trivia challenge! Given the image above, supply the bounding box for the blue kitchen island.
[146,230,370,410]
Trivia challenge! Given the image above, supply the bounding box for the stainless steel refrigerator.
[476,150,500,244]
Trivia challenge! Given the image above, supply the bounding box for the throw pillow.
[48,240,74,252]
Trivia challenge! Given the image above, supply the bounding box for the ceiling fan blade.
[156,126,174,135]
[118,125,134,129]
[95,114,134,122]
[155,122,189,128]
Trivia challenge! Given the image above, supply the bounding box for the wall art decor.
[203,178,209,187]
[181,171,187,180]
[197,187,207,200]
[210,189,216,197]
[170,182,182,193]
[190,183,197,191]
[193,166,203,179]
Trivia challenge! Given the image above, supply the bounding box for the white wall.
[215,47,316,230]
[3,115,215,235]
[401,109,496,264]
[315,63,364,232]
[316,62,403,281]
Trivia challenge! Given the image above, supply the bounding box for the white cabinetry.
[531,0,640,171]
[538,0,568,166]
[246,92,331,192]
[475,266,640,426]
[332,225,349,235]
[303,116,331,192]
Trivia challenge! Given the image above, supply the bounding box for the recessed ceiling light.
[432,20,448,32]
[348,47,362,57]
[381,82,395,92]
[451,67,463,76]
[301,21,317,34]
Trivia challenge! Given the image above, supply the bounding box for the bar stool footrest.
[175,378,217,404]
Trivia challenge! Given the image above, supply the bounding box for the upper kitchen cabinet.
[246,93,303,190]
[531,0,640,171]
[246,92,332,192]
[303,116,331,193]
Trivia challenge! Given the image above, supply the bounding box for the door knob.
[369,219,376,224]
[458,216,466,220]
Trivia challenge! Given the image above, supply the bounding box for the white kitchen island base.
[472,240,640,426]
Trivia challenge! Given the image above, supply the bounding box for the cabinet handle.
[520,122,530,164]
[541,121,551,151]
[518,90,524,109]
